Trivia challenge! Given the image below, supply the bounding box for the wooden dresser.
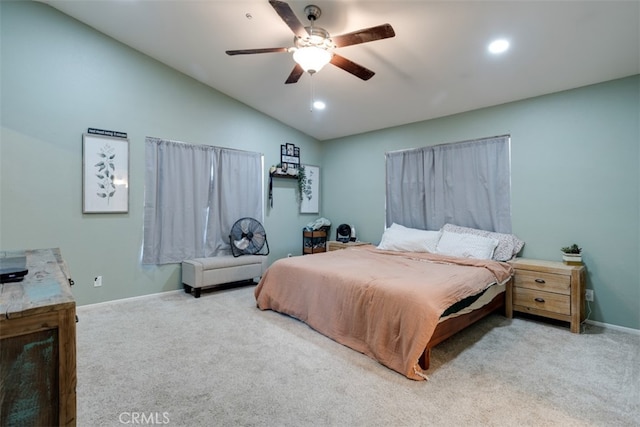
[0,248,77,426]
[507,258,585,333]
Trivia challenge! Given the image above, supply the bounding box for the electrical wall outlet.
[585,289,594,302]
[94,276,102,287]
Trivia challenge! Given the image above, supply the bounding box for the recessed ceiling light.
[313,100,326,110]
[488,39,510,54]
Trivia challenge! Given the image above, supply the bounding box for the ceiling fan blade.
[285,64,304,84]
[330,54,375,81]
[332,24,396,48]
[226,47,289,56]
[269,0,308,39]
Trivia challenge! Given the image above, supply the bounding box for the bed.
[254,224,522,380]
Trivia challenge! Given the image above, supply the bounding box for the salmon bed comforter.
[254,245,513,380]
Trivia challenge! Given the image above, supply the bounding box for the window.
[142,137,263,264]
[385,135,511,233]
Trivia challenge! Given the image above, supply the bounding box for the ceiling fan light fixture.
[293,46,332,74]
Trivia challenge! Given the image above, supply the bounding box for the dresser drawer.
[513,287,570,315]
[513,270,570,295]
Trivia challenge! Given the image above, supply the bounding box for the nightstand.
[507,258,585,333]
[327,241,370,251]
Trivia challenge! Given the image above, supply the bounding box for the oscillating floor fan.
[229,217,270,257]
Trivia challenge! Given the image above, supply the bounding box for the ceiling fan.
[226,0,396,84]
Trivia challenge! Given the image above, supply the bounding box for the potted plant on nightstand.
[561,244,582,265]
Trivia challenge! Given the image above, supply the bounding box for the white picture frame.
[82,133,129,213]
[300,165,319,214]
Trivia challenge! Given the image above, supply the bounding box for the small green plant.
[561,244,582,254]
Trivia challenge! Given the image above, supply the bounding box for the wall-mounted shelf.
[269,172,297,180]
[268,171,299,208]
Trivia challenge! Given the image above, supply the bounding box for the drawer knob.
[535,278,546,284]
[534,297,545,303]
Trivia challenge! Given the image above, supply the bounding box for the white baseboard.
[77,291,640,336]
[77,289,183,311]
[585,319,640,335]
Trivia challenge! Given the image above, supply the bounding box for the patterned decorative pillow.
[441,224,524,261]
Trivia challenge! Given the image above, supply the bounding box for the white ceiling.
[41,0,639,141]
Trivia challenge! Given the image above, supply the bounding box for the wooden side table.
[507,258,585,333]
[327,241,370,251]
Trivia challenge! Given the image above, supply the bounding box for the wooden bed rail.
[419,278,513,370]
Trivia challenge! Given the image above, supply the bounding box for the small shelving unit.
[303,228,329,255]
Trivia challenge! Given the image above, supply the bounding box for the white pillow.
[377,223,441,253]
[441,223,524,261]
[436,230,499,260]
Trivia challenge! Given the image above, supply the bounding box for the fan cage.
[229,217,270,257]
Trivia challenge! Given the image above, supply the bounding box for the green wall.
[0,1,323,305]
[1,2,638,330]
[321,76,639,330]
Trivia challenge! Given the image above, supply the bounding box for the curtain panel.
[143,137,262,264]
[385,135,511,233]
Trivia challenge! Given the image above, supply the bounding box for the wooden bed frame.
[419,278,513,370]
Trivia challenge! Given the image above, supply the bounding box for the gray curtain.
[143,137,262,264]
[205,147,263,256]
[385,135,511,233]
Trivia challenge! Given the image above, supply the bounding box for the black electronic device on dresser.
[0,256,28,283]
[336,224,357,243]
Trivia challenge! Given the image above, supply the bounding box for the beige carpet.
[76,285,639,426]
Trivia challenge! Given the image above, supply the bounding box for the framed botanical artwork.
[82,133,129,213]
[300,165,319,214]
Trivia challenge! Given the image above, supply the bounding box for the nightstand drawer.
[513,287,570,315]
[513,270,570,295]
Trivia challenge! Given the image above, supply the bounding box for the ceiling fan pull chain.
[309,73,314,112]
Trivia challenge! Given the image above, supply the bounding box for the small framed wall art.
[82,133,129,213]
[280,143,300,174]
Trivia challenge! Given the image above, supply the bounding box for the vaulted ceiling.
[41,0,639,140]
